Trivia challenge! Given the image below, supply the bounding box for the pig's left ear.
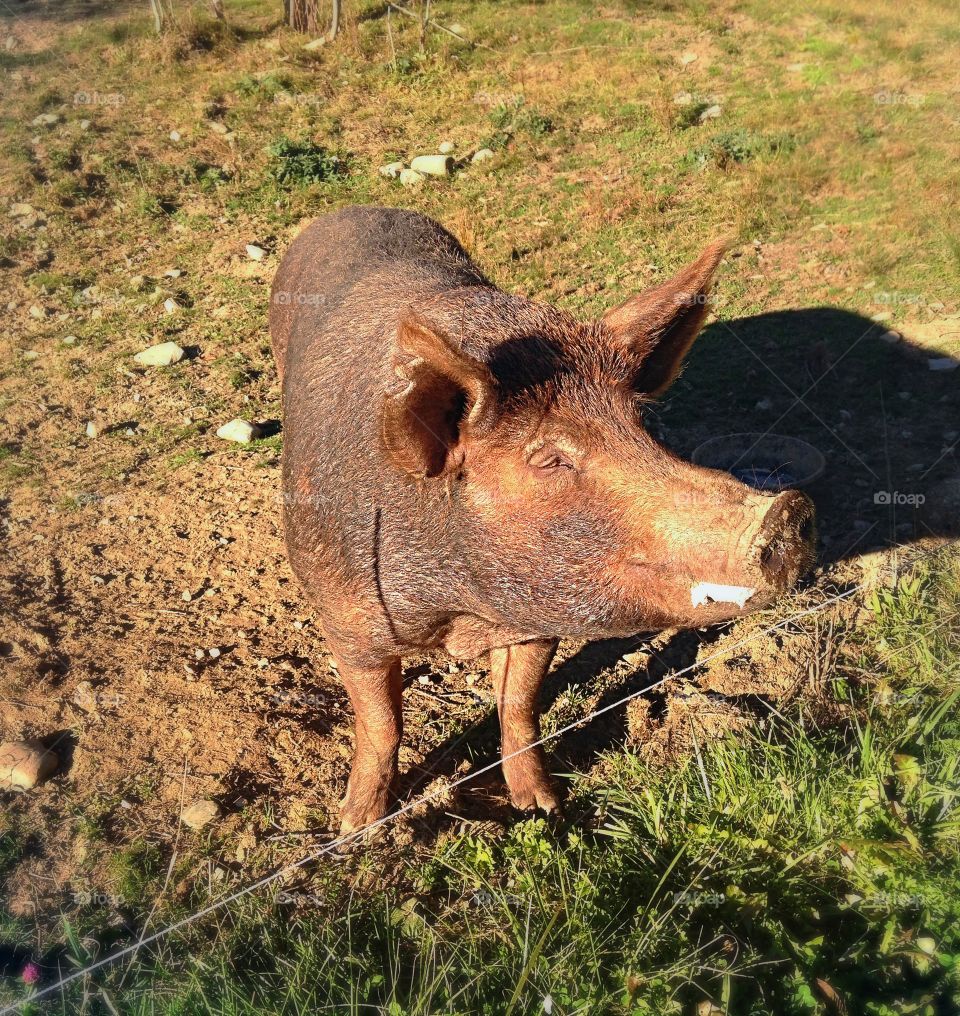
[383,310,498,479]
[602,239,728,395]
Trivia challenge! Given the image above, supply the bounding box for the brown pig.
[269,206,815,834]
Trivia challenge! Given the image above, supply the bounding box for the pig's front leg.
[336,656,403,836]
[489,639,561,813]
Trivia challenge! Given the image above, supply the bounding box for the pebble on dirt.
[471,148,495,164]
[438,141,455,154]
[134,340,184,367]
[378,161,405,179]
[30,112,59,127]
[216,418,260,443]
[0,741,59,792]
[698,104,722,122]
[163,297,180,315]
[180,799,221,830]
[245,243,266,261]
[410,154,453,177]
[928,357,958,372]
[85,420,100,439]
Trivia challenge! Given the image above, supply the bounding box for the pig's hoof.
[338,806,389,844]
[507,777,563,816]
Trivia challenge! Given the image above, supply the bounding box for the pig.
[269,206,815,834]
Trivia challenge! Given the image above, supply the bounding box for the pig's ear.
[383,311,498,478]
[602,239,728,395]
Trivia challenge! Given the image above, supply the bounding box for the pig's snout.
[751,489,816,590]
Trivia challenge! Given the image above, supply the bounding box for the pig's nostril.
[759,541,785,582]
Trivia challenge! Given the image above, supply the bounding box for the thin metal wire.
[0,557,933,1014]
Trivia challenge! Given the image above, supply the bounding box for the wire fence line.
[0,541,943,1013]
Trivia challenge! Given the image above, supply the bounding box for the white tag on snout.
[690,582,757,609]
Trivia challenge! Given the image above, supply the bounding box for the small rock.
[208,120,229,135]
[399,168,426,187]
[928,357,958,372]
[79,118,91,130]
[871,311,892,323]
[30,112,59,127]
[302,37,328,51]
[679,51,698,66]
[8,202,35,218]
[72,681,98,712]
[208,647,221,659]
[181,589,193,602]
[673,91,693,105]
[698,104,722,122]
[438,141,455,154]
[169,130,181,142]
[410,154,453,177]
[21,350,39,361]
[85,420,100,439]
[0,741,58,791]
[245,244,266,261]
[471,148,495,164]
[62,334,77,345]
[378,161,405,179]
[163,297,180,315]
[134,341,184,367]
[165,268,182,279]
[28,304,46,320]
[216,418,260,443]
[755,397,772,411]
[879,329,901,344]
[180,799,221,830]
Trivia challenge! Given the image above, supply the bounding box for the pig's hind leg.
[490,639,562,814]
[336,656,403,837]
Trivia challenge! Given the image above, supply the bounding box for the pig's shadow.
[404,305,959,821]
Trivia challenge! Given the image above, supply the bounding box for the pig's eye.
[528,443,578,474]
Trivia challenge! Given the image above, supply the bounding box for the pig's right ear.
[382,311,497,479]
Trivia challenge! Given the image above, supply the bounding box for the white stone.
[30,112,59,127]
[399,168,426,187]
[410,154,453,177]
[85,420,100,439]
[378,161,405,179]
[928,357,958,372]
[180,799,221,830]
[471,148,495,164]
[679,51,698,66]
[163,297,180,315]
[302,37,328,51]
[0,741,58,791]
[170,130,181,141]
[245,244,266,261]
[62,335,77,345]
[216,418,260,443]
[879,329,901,344]
[698,104,722,122]
[9,202,35,217]
[134,341,184,367]
[438,141,455,154]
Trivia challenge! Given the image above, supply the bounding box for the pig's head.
[382,241,816,638]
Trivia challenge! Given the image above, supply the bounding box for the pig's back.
[271,207,490,621]
[269,206,486,380]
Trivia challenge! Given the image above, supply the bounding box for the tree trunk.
[286,0,319,33]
